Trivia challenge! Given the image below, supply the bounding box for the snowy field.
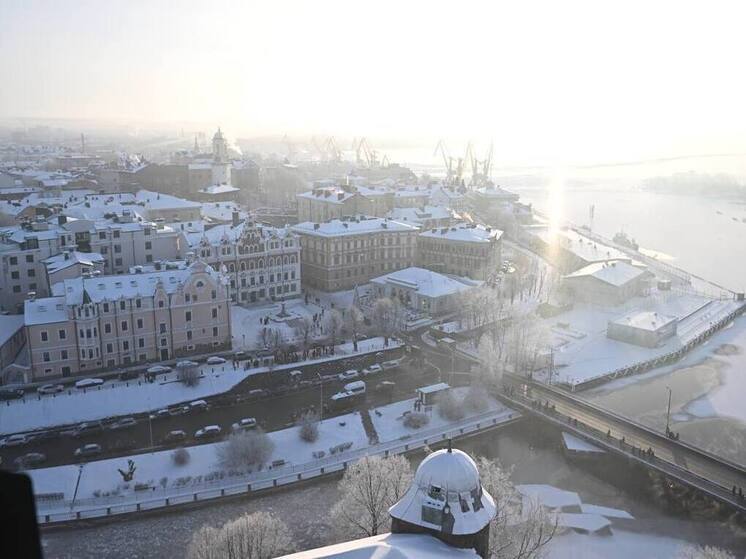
[0,336,400,435]
[537,289,742,386]
[548,529,687,559]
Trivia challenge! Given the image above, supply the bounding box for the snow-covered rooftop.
[370,267,482,298]
[419,223,502,243]
[198,184,240,195]
[25,296,68,326]
[609,310,678,332]
[279,533,479,558]
[0,314,24,346]
[386,205,454,225]
[564,259,649,287]
[293,217,418,238]
[535,227,629,264]
[43,251,104,273]
[200,202,248,223]
[472,185,519,201]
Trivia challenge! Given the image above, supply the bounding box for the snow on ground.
[29,409,370,502]
[547,529,687,559]
[0,336,400,435]
[369,387,511,444]
[537,289,742,386]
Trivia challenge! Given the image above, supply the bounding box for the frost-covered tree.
[346,306,365,352]
[678,545,737,559]
[324,308,345,346]
[297,410,320,443]
[187,512,293,559]
[330,455,413,538]
[294,316,314,352]
[216,429,274,470]
[476,457,556,559]
[437,388,465,420]
[371,297,405,343]
[478,333,503,386]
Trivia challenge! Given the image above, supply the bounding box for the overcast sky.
[2,0,746,164]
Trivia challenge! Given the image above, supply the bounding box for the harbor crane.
[467,141,494,187]
[434,140,469,186]
[356,137,382,168]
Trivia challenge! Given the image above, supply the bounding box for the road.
[503,375,746,511]
[0,345,463,470]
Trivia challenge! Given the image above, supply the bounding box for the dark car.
[14,452,47,468]
[119,370,139,381]
[74,443,103,458]
[0,388,24,400]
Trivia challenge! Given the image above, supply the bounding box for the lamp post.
[665,386,672,437]
[316,372,323,422]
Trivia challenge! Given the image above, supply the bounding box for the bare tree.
[371,297,405,343]
[297,410,320,443]
[187,512,293,559]
[324,308,344,346]
[346,305,365,352]
[216,429,274,470]
[177,362,200,387]
[330,455,413,538]
[476,457,556,559]
[678,546,737,559]
[294,316,314,352]
[257,327,285,353]
[478,333,503,387]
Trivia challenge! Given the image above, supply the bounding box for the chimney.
[232,210,240,227]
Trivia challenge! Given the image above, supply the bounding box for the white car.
[338,369,359,381]
[195,425,222,439]
[109,417,137,431]
[232,417,257,433]
[176,360,199,368]
[74,443,102,458]
[1,433,29,447]
[381,360,401,371]
[206,356,226,365]
[362,364,383,376]
[147,365,172,374]
[37,383,65,395]
[188,400,209,412]
[75,378,104,389]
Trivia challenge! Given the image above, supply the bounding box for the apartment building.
[292,216,419,291]
[66,190,202,223]
[296,183,395,222]
[417,222,503,280]
[24,260,230,381]
[188,214,301,304]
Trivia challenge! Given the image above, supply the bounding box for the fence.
[35,408,520,525]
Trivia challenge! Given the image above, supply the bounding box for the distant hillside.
[643,171,746,198]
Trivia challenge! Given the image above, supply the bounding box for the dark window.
[61,350,68,360]
[113,230,120,238]
[213,327,218,337]
[99,232,106,240]
[104,323,111,334]
[138,338,145,348]
[121,321,128,331]
[9,256,17,265]
[135,298,141,308]
[122,340,129,350]
[10,271,19,279]
[58,329,66,340]
[120,301,126,310]
[212,308,218,318]
[185,311,192,322]
[106,343,113,353]
[145,241,152,250]
[137,318,143,329]
[41,331,48,342]
[25,254,33,263]
[103,303,109,312]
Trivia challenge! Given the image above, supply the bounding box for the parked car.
[37,383,64,395]
[150,408,171,420]
[338,369,359,381]
[164,430,187,444]
[362,364,383,376]
[75,378,104,389]
[14,452,46,468]
[381,360,401,371]
[344,380,366,395]
[176,360,198,368]
[206,356,226,365]
[194,425,222,440]
[31,430,61,443]
[73,421,104,438]
[119,370,139,381]
[231,418,257,433]
[233,351,247,360]
[169,405,190,417]
[0,433,30,447]
[147,365,171,374]
[74,443,102,458]
[288,370,303,383]
[188,400,209,412]
[109,417,137,431]
[0,387,24,400]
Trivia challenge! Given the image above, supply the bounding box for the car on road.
[381,360,401,371]
[344,380,366,395]
[248,388,269,398]
[109,417,137,431]
[206,356,226,365]
[74,443,103,458]
[194,425,222,440]
[37,383,65,395]
[150,408,171,420]
[147,365,172,374]
[0,387,24,400]
[119,370,139,381]
[233,351,247,360]
[73,421,104,438]
[0,433,30,448]
[362,364,383,376]
[75,378,104,389]
[338,369,359,381]
[14,452,46,468]
[188,400,209,412]
[231,417,257,433]
[164,430,187,444]
[169,405,190,417]
[176,360,198,368]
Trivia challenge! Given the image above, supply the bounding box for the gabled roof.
[43,251,105,273]
[564,259,649,287]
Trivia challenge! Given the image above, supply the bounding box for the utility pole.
[665,386,672,437]
[317,372,323,422]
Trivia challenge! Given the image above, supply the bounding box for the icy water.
[41,421,744,558]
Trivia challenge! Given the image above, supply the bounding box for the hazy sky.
[3,0,746,164]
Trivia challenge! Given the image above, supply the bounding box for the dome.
[389,447,496,536]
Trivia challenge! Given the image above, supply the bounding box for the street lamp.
[316,372,323,422]
[665,386,672,437]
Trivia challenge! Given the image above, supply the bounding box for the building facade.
[292,216,419,291]
[297,183,395,223]
[24,261,231,381]
[417,223,503,280]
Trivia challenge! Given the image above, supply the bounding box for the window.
[41,331,48,342]
[145,241,152,250]
[115,258,123,266]
[113,230,120,238]
[135,298,142,309]
[26,254,33,263]
[10,271,18,280]
[211,289,216,299]
[138,338,145,348]
[158,300,164,308]
[99,232,106,240]
[61,350,68,359]
[160,338,167,347]
[43,352,50,362]
[212,308,218,319]
[185,311,192,322]
[101,246,108,254]
[187,330,192,340]
[144,227,151,236]
[122,340,129,350]
[86,328,92,338]
[106,343,113,353]
[9,256,17,266]
[58,329,66,340]
[104,323,111,334]
[121,321,128,331]
[103,303,109,312]
[120,301,126,310]
[146,254,153,263]
[159,323,166,334]
[213,327,218,337]
[137,318,143,329]
[12,286,20,293]
[185,293,191,302]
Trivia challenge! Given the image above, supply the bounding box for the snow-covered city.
[3,2,746,558]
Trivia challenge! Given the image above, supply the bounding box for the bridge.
[498,374,746,514]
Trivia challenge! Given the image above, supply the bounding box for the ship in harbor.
[613,230,639,251]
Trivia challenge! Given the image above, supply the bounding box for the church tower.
[211,127,231,185]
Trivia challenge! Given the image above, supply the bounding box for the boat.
[613,231,639,251]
